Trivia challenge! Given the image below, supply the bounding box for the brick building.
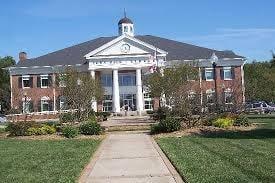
[8,15,245,118]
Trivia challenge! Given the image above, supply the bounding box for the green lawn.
[0,139,101,183]
[157,117,275,183]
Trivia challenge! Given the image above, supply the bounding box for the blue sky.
[1,0,275,62]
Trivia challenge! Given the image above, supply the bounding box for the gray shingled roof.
[15,35,243,67]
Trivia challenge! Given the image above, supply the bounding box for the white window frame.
[59,74,66,87]
[144,92,153,110]
[103,95,112,112]
[205,68,214,81]
[223,67,232,80]
[188,91,196,100]
[41,96,50,112]
[59,96,66,110]
[40,74,49,88]
[22,75,30,88]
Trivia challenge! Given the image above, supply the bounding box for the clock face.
[120,44,130,53]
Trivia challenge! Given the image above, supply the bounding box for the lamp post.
[210,53,219,112]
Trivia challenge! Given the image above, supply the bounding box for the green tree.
[60,68,104,121]
[145,64,199,117]
[244,60,275,102]
[271,51,275,67]
[0,56,16,113]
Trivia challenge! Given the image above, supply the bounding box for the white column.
[90,70,97,112]
[112,69,120,113]
[136,68,143,115]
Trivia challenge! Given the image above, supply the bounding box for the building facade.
[8,15,245,117]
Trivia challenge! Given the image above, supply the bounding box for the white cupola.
[118,10,134,37]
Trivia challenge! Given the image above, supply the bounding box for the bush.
[212,118,234,128]
[234,115,250,126]
[41,125,56,134]
[27,125,56,136]
[79,121,102,135]
[62,126,78,138]
[59,112,75,123]
[95,112,111,121]
[146,110,154,115]
[6,121,37,136]
[150,118,181,134]
[152,107,170,121]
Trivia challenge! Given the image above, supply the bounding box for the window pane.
[205,70,214,80]
[42,78,49,87]
[224,69,232,79]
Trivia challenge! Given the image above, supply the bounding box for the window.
[223,67,232,80]
[22,100,31,113]
[205,69,214,80]
[40,75,49,88]
[144,92,153,110]
[144,93,151,99]
[124,26,128,32]
[41,97,50,112]
[144,100,153,110]
[101,74,112,87]
[130,26,133,32]
[119,74,136,86]
[59,96,66,110]
[224,89,233,104]
[103,95,112,112]
[22,75,30,88]
[206,89,215,104]
[188,91,196,100]
[59,74,66,87]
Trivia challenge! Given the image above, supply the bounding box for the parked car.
[245,101,273,114]
[0,114,7,123]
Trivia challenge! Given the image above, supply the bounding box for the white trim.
[205,68,214,81]
[84,34,168,59]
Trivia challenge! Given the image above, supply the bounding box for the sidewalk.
[79,132,183,183]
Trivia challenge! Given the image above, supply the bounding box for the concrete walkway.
[80,132,183,183]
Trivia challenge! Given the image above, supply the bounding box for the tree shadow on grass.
[192,128,275,139]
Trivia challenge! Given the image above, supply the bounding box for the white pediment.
[84,35,167,59]
[96,40,148,56]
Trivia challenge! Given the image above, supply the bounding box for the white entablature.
[85,34,168,70]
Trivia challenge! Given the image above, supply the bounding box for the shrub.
[62,126,78,138]
[95,112,111,121]
[27,125,56,136]
[212,118,234,128]
[59,112,75,123]
[41,125,56,134]
[150,118,181,134]
[152,107,170,121]
[6,121,37,136]
[234,115,250,126]
[146,110,154,115]
[79,121,102,135]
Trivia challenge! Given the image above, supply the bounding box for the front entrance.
[120,94,136,111]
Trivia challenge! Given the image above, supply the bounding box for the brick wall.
[11,74,61,112]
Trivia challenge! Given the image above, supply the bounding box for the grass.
[0,139,101,183]
[157,116,275,183]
